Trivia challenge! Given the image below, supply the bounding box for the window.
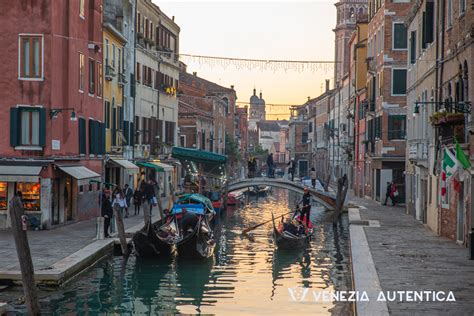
[165,121,175,144]
[422,2,434,48]
[393,23,407,49]
[118,49,121,74]
[112,44,116,68]
[375,116,382,139]
[180,135,186,147]
[136,62,141,83]
[410,31,417,64]
[79,53,84,91]
[301,128,308,144]
[105,39,109,65]
[88,59,95,94]
[388,115,406,140]
[309,122,313,133]
[105,101,110,128]
[19,35,43,79]
[447,0,453,28]
[392,69,407,95]
[79,0,85,18]
[10,107,46,147]
[97,62,103,97]
[460,0,466,15]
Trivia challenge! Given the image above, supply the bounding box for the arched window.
[349,7,355,19]
[222,97,229,115]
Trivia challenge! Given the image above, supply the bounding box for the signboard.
[52,140,60,150]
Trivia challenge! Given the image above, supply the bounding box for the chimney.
[193,72,197,76]
[231,85,234,90]
[325,79,330,92]
[172,16,175,21]
[307,96,311,101]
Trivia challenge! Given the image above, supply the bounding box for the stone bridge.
[225,177,337,210]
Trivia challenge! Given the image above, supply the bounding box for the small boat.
[227,189,245,206]
[208,191,223,214]
[175,194,216,221]
[172,203,216,259]
[272,212,313,250]
[248,185,271,196]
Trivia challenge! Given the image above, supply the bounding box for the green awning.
[171,147,227,164]
[137,162,165,172]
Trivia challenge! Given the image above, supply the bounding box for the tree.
[225,133,242,177]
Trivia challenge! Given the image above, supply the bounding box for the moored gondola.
[272,213,312,250]
[132,220,175,258]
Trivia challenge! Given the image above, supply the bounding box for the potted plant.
[445,112,465,124]
[430,111,447,126]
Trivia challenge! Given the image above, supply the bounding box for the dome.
[250,95,260,104]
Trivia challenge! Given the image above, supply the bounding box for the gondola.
[172,203,216,259]
[132,219,174,258]
[272,212,312,250]
[248,185,271,197]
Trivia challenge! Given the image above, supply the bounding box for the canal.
[17,189,352,314]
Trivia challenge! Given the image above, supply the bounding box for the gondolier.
[301,187,311,227]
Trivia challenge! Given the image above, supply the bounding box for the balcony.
[105,65,116,81]
[118,72,127,86]
[408,139,428,161]
[366,57,376,73]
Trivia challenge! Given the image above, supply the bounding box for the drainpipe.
[132,0,137,161]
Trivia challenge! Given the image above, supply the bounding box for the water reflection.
[30,189,351,315]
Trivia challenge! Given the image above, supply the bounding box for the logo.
[288,287,309,302]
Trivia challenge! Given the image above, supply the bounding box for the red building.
[0,0,105,229]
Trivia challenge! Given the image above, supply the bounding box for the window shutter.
[10,108,20,147]
[101,122,106,155]
[130,121,135,147]
[130,74,136,97]
[425,2,434,44]
[124,121,129,146]
[422,12,426,49]
[78,118,86,154]
[89,119,94,154]
[38,108,46,147]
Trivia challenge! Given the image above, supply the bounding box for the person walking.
[101,189,113,238]
[287,159,296,181]
[310,167,317,189]
[143,179,156,216]
[112,188,128,218]
[124,184,133,218]
[390,182,398,206]
[133,187,143,215]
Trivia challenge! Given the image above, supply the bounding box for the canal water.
[19,189,352,315]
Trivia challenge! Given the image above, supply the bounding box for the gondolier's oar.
[241,211,294,235]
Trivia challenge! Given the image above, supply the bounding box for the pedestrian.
[112,188,128,218]
[199,175,207,194]
[143,178,156,216]
[390,182,398,206]
[287,159,296,181]
[266,153,274,178]
[101,189,113,238]
[133,187,143,215]
[301,187,312,228]
[124,184,133,218]
[310,167,317,189]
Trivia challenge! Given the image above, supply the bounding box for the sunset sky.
[156,0,337,119]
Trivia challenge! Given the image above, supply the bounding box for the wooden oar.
[241,210,294,235]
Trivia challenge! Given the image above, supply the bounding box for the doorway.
[64,178,73,221]
[298,160,308,178]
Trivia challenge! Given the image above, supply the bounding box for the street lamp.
[50,108,77,121]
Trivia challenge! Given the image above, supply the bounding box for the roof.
[257,121,281,132]
[179,71,234,94]
[178,100,213,118]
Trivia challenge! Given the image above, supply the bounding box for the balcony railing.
[408,139,428,161]
[118,72,127,86]
[105,64,116,80]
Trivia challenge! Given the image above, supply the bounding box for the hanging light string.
[51,33,338,73]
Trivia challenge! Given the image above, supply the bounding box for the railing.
[105,64,116,79]
[118,72,127,85]
[408,139,428,161]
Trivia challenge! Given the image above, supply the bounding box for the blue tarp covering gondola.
[175,194,214,213]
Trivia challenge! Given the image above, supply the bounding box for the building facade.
[236,106,249,154]
[248,89,266,151]
[0,0,105,229]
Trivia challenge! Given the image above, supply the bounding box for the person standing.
[288,159,296,181]
[124,184,133,218]
[266,153,274,178]
[383,182,396,206]
[301,187,311,227]
[143,179,156,216]
[133,187,143,215]
[310,167,317,189]
[390,182,398,206]
[101,190,113,238]
[113,188,128,218]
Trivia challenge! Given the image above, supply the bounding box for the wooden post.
[113,205,129,256]
[9,196,41,315]
[223,181,229,211]
[333,175,348,225]
[157,188,164,220]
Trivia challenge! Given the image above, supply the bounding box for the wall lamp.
[50,108,77,121]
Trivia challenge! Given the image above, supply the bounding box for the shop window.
[16,182,41,212]
[0,182,7,210]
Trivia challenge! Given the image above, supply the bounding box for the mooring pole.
[113,204,129,256]
[9,196,41,315]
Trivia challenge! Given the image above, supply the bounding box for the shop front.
[0,165,44,229]
[105,158,139,188]
[136,161,174,197]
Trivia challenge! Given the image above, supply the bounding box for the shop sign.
[52,140,60,150]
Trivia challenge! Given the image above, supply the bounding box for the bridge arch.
[226,177,336,210]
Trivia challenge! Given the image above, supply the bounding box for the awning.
[0,165,42,182]
[171,147,227,164]
[150,161,173,171]
[109,159,139,174]
[57,165,101,185]
[137,162,164,172]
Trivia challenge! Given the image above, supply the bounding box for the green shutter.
[425,2,434,44]
[100,122,106,155]
[94,120,100,155]
[38,108,46,147]
[89,119,94,154]
[10,108,20,147]
[78,118,86,154]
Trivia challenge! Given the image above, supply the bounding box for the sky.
[155,0,337,119]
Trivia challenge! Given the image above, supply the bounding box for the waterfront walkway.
[348,192,474,315]
[0,203,164,273]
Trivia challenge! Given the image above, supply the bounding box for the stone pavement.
[0,202,165,273]
[347,192,474,315]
